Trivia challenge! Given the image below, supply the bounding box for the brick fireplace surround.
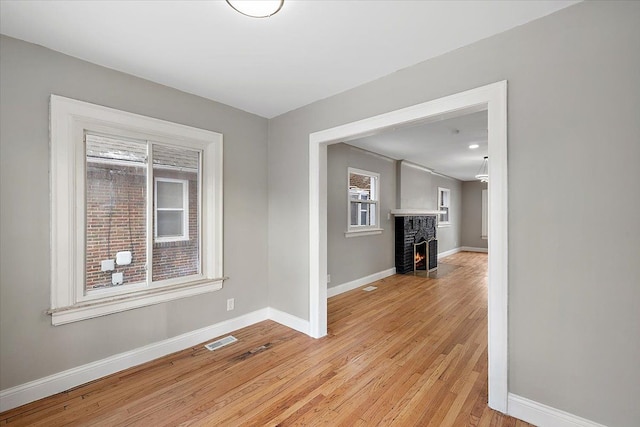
[394,215,438,274]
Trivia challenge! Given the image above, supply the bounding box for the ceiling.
[0,0,579,118]
[348,110,488,181]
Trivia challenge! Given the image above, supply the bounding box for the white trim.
[460,246,489,253]
[347,167,380,232]
[50,95,224,324]
[154,176,190,242]
[390,209,444,216]
[436,247,488,258]
[268,307,310,335]
[327,267,396,298]
[437,247,462,259]
[437,187,451,225]
[309,81,508,412]
[344,228,383,238]
[0,309,269,412]
[50,279,224,326]
[508,394,608,427]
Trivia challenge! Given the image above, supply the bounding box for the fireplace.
[394,215,438,274]
[414,240,427,271]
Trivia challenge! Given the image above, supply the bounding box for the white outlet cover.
[101,259,115,271]
[116,251,132,265]
[112,272,124,285]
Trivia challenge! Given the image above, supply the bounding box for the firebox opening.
[414,240,427,272]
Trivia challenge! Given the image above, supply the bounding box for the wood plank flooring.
[0,252,531,426]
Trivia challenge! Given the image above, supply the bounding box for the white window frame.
[437,187,451,227]
[346,167,382,237]
[49,95,224,325]
[155,177,189,242]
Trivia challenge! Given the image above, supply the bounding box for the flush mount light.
[469,144,479,149]
[226,0,284,18]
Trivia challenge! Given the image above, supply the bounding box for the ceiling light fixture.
[226,0,284,18]
[469,144,479,149]
[475,156,489,183]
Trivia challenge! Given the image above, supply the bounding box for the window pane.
[349,173,371,200]
[85,134,147,292]
[350,202,376,227]
[157,181,183,209]
[350,202,359,225]
[441,207,449,223]
[360,205,369,225]
[157,211,184,237]
[152,145,200,282]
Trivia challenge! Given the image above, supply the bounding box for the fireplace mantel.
[390,209,445,216]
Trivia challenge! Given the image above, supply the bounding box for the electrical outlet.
[327,274,331,283]
[227,298,235,311]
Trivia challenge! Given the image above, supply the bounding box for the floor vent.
[204,335,237,351]
[362,286,377,292]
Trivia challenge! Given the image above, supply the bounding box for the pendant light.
[475,156,489,183]
[226,0,284,18]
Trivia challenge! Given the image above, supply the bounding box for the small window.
[347,168,380,235]
[438,187,451,226]
[155,178,189,242]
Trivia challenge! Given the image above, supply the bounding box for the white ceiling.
[0,0,579,118]
[348,110,488,181]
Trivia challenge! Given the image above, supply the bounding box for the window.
[155,178,189,242]
[50,95,223,325]
[438,187,451,226]
[347,168,381,236]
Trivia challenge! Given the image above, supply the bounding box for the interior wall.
[396,161,462,254]
[267,2,640,426]
[326,143,395,288]
[0,35,269,390]
[461,180,488,249]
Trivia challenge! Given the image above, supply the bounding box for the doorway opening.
[308,81,508,412]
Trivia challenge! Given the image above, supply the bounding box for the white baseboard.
[460,246,488,253]
[268,307,310,335]
[508,393,607,427]
[327,267,396,298]
[437,247,462,259]
[0,308,287,412]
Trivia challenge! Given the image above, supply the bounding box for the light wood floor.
[0,252,531,426]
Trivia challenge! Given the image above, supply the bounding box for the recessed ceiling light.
[469,144,479,149]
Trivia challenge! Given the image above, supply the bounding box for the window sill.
[49,278,225,326]
[438,223,451,228]
[344,228,384,238]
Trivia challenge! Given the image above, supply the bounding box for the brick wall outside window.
[85,163,199,291]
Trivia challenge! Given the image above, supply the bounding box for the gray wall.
[397,161,462,254]
[461,181,488,249]
[327,143,395,288]
[0,36,269,390]
[268,2,640,426]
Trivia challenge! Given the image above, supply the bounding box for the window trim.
[437,187,451,227]
[49,95,224,325]
[346,167,381,236]
[154,177,190,242]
